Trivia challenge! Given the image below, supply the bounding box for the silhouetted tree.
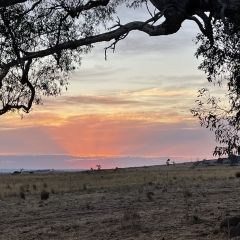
[228,154,239,166]
[96,164,101,170]
[0,0,238,116]
[166,159,170,166]
[191,5,240,156]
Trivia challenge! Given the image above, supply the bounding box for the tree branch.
[61,0,110,18]
[3,13,186,69]
[0,0,26,7]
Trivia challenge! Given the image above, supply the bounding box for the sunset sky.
[0,3,223,170]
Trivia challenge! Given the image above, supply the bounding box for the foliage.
[191,7,240,156]
[0,0,236,116]
[0,0,130,115]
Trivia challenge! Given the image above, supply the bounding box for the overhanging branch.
[4,12,186,69]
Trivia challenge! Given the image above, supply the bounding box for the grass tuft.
[19,191,25,200]
[235,172,240,178]
[41,189,49,200]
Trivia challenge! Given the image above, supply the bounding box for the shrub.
[235,172,240,178]
[146,191,154,201]
[32,184,37,190]
[83,183,87,190]
[183,188,192,198]
[19,191,25,200]
[43,182,47,188]
[41,189,49,200]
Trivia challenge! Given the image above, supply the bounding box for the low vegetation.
[0,162,239,199]
[1,163,240,239]
[41,189,49,200]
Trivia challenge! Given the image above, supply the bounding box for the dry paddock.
[0,164,240,239]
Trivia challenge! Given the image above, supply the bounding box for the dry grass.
[1,163,240,239]
[0,163,239,199]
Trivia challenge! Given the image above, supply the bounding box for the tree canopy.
[0,0,240,156]
[191,3,240,156]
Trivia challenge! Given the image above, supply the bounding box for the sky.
[0,3,224,170]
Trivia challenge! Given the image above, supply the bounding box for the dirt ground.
[1,176,240,240]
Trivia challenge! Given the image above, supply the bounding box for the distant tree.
[96,164,101,170]
[228,154,239,166]
[217,158,223,164]
[166,159,170,166]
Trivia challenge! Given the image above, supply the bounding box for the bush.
[41,189,49,200]
[19,191,25,200]
[83,183,87,191]
[235,172,240,178]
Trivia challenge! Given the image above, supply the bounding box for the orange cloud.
[0,93,216,159]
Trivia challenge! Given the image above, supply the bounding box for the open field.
[1,163,240,239]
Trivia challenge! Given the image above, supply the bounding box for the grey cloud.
[71,66,130,82]
[57,95,138,105]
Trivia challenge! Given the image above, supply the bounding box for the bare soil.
[1,175,240,239]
